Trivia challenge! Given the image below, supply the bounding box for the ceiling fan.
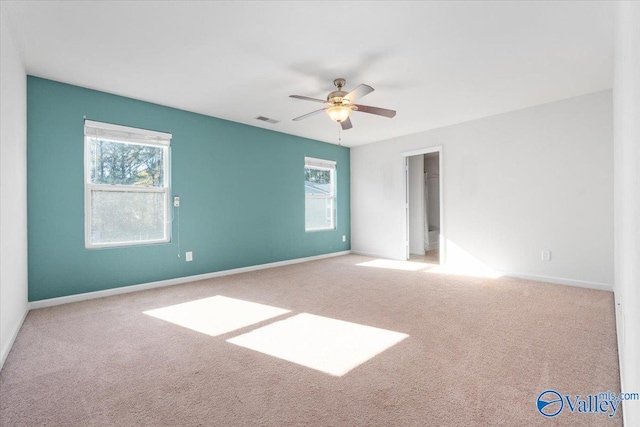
[290,78,396,130]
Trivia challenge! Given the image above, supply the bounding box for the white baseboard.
[29,251,351,310]
[0,305,29,371]
[500,271,613,292]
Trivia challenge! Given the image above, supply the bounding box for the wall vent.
[255,116,279,124]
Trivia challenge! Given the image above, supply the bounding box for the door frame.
[401,146,444,264]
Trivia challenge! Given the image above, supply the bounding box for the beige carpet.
[0,255,621,426]
[411,250,439,264]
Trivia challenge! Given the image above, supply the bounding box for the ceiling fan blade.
[289,95,328,104]
[293,108,327,121]
[344,84,374,102]
[340,117,353,130]
[353,104,396,118]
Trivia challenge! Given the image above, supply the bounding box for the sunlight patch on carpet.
[143,296,290,336]
[356,259,432,271]
[227,313,409,376]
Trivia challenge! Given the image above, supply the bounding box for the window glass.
[304,157,336,231]
[85,120,171,248]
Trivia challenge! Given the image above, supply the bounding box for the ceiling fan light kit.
[290,78,396,131]
[326,105,352,123]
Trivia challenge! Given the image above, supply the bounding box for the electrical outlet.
[185,251,193,262]
[541,250,551,261]
[342,235,346,242]
[173,196,180,207]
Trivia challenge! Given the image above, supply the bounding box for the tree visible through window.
[305,157,336,231]
[90,140,164,186]
[84,120,171,248]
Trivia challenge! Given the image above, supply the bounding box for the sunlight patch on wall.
[143,295,290,336]
[227,313,408,377]
[425,239,503,279]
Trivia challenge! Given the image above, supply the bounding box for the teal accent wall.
[27,77,350,301]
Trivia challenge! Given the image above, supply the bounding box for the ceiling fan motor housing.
[328,78,351,106]
[328,90,350,105]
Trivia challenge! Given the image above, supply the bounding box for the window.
[305,157,336,231]
[84,120,171,248]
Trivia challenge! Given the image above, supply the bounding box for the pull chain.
[338,126,342,146]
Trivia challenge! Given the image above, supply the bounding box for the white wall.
[427,179,440,230]
[0,9,29,369]
[613,2,640,425]
[425,154,440,230]
[408,155,424,255]
[352,90,613,288]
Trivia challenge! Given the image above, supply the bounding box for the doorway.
[402,147,444,264]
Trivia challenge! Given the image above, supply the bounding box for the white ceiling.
[2,1,615,147]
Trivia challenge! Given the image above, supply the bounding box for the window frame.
[84,120,172,249]
[304,157,337,232]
